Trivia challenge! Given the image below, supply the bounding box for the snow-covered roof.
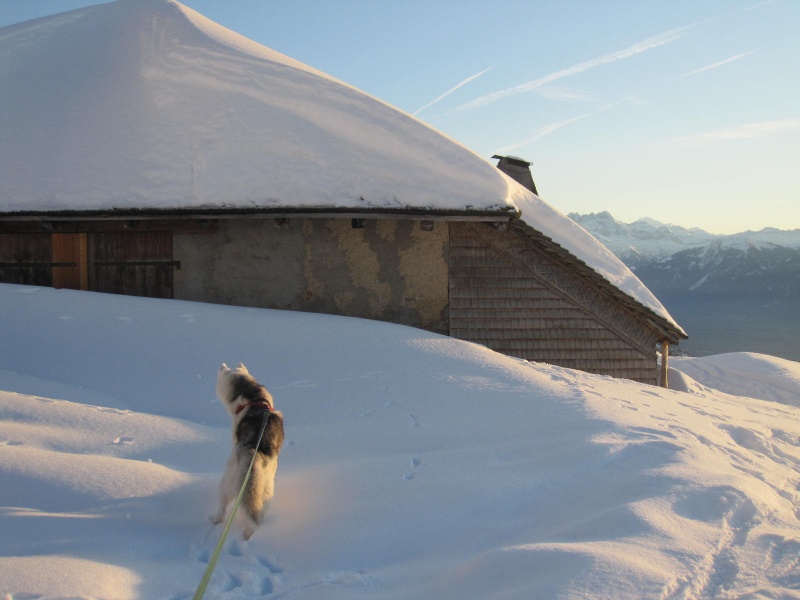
[0,0,683,333]
[0,0,517,217]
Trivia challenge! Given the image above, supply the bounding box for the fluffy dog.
[212,363,284,540]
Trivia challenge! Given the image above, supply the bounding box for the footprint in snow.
[257,554,285,574]
[278,379,317,389]
[404,457,422,480]
[190,543,211,564]
[228,538,246,557]
[216,570,244,593]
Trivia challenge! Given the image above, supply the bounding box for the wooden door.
[51,233,87,290]
[89,232,174,298]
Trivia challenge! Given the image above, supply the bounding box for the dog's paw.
[210,513,224,525]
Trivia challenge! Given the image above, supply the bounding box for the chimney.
[492,155,538,195]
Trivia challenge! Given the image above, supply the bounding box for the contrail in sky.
[453,24,695,114]
[498,97,634,153]
[674,119,800,145]
[680,50,756,77]
[413,65,495,116]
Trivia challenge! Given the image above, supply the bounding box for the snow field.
[0,283,798,599]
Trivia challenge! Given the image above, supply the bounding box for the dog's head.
[216,363,273,417]
[216,363,248,415]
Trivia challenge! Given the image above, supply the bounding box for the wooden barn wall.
[448,222,659,384]
[0,230,168,297]
[174,218,449,333]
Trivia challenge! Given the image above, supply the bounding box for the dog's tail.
[239,450,279,539]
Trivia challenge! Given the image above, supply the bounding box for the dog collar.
[235,401,275,415]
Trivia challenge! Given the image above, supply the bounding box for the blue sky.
[2,1,798,234]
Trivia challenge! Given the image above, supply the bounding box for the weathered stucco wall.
[173,217,449,333]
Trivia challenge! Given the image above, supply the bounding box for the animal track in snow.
[227,539,245,557]
[189,532,284,597]
[189,543,210,564]
[257,554,285,573]
[404,457,422,480]
[279,379,317,389]
[660,488,757,599]
[360,400,394,417]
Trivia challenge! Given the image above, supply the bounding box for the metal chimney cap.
[492,154,531,167]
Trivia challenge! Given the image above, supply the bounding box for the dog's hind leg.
[210,450,239,524]
[240,453,279,539]
[210,489,228,525]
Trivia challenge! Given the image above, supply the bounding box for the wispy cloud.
[497,98,634,153]
[413,65,495,116]
[680,50,756,77]
[674,119,800,145]
[453,24,694,114]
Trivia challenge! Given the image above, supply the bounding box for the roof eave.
[0,205,521,223]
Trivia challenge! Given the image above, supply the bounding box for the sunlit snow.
[1,283,798,599]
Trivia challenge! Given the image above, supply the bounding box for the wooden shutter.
[89,232,175,299]
[0,233,54,286]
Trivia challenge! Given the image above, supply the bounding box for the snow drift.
[0,283,798,599]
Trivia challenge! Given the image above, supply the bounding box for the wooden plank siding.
[89,232,173,299]
[0,231,174,299]
[0,233,53,286]
[449,222,660,383]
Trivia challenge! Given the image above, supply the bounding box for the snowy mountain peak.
[570,213,800,266]
[569,212,718,265]
[723,228,800,251]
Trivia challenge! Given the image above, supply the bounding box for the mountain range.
[570,212,800,361]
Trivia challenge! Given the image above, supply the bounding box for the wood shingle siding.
[449,222,660,384]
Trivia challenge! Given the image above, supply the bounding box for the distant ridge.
[571,211,800,361]
[569,211,800,267]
